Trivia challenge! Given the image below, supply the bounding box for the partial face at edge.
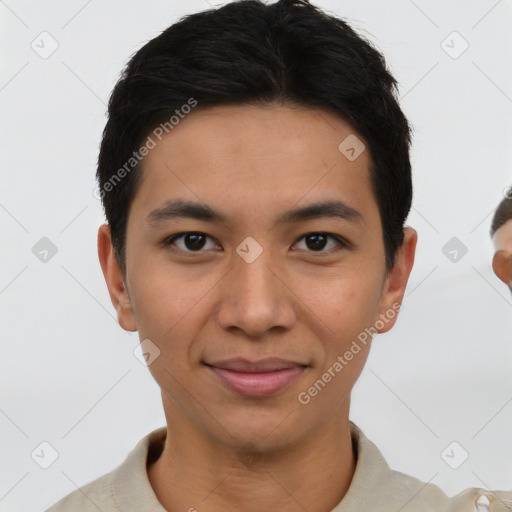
[99,103,416,451]
[492,219,512,288]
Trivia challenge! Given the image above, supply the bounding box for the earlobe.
[376,226,418,334]
[97,223,137,332]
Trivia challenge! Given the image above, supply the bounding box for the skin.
[492,218,512,287]
[98,103,417,512]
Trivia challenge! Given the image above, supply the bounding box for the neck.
[148,400,357,512]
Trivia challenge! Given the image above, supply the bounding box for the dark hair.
[97,0,412,275]
[491,194,512,237]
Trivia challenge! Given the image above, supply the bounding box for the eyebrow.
[146,199,363,228]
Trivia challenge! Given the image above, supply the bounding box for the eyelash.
[161,231,349,255]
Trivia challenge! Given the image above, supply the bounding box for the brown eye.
[182,233,207,251]
[294,232,346,253]
[163,232,219,253]
[305,233,328,251]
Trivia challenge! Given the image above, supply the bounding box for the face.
[492,218,512,289]
[99,104,416,453]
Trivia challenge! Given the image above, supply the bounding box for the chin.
[208,401,315,452]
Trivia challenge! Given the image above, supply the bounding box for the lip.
[204,358,308,397]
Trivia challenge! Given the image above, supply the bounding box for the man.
[47,0,512,510]
[491,193,512,292]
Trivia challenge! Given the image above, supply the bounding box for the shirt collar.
[110,420,446,511]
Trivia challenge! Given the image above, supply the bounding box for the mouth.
[203,358,309,398]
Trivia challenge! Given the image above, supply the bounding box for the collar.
[110,421,508,511]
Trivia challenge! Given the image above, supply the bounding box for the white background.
[1,0,511,510]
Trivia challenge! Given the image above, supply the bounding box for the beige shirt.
[47,421,512,511]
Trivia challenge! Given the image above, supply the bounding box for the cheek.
[129,275,201,385]
[302,281,376,402]
[127,265,221,375]
[128,261,211,336]
[295,272,381,339]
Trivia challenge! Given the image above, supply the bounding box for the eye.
[162,232,220,253]
[293,232,347,253]
[162,231,348,255]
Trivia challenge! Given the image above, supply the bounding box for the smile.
[204,358,309,398]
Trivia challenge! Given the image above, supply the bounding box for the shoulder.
[380,467,512,512]
[46,471,116,512]
[45,427,167,512]
[345,422,512,512]
[447,487,512,512]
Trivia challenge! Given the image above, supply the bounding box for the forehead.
[130,103,379,230]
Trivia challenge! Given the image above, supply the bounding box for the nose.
[216,248,297,339]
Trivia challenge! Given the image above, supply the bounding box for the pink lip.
[205,358,308,397]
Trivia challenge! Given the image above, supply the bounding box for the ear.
[375,226,418,334]
[97,223,137,332]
